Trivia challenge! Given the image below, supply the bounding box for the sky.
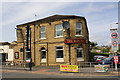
[1,0,119,46]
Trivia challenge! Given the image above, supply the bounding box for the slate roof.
[17,15,85,26]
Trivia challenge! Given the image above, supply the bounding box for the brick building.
[14,15,90,66]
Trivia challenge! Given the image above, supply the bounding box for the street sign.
[112,41,118,46]
[114,56,118,64]
[114,56,118,71]
[110,28,118,53]
[111,32,118,38]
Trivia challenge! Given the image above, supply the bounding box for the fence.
[2,61,30,70]
[78,62,120,76]
[1,61,120,76]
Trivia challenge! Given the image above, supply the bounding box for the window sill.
[40,38,46,40]
[77,58,84,61]
[41,59,46,62]
[54,36,63,38]
[56,58,64,62]
[75,35,83,37]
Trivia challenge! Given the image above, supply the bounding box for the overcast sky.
[1,0,119,46]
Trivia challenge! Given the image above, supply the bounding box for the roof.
[0,42,10,45]
[17,15,85,26]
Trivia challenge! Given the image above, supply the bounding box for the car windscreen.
[102,57,112,61]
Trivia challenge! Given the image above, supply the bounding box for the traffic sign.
[112,41,118,46]
[114,56,118,64]
[111,32,118,38]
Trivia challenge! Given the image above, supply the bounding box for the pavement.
[1,66,120,77]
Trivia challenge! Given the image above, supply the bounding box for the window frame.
[76,47,84,61]
[75,22,82,36]
[55,24,63,38]
[40,26,46,39]
[56,46,64,62]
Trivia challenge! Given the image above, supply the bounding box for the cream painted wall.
[0,45,14,61]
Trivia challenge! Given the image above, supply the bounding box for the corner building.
[14,15,90,66]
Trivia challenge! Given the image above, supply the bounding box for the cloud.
[2,2,118,46]
[2,2,72,26]
[78,3,117,14]
[2,0,120,2]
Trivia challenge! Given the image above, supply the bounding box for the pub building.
[14,15,90,66]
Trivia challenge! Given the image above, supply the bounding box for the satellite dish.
[62,21,70,29]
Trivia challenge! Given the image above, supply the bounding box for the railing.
[78,62,120,76]
[1,61,29,70]
[1,61,120,76]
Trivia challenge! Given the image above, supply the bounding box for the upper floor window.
[40,26,46,39]
[76,22,82,35]
[55,24,63,37]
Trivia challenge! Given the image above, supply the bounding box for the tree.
[89,41,98,50]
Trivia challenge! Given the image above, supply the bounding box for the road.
[1,70,120,80]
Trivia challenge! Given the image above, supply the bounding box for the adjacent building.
[0,42,14,62]
[14,15,90,66]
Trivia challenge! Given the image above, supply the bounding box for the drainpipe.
[46,42,49,66]
[34,24,36,66]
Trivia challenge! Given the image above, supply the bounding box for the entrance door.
[2,53,7,62]
[41,47,46,63]
[76,45,84,61]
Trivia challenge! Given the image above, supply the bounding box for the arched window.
[41,47,46,62]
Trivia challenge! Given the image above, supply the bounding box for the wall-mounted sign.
[64,39,86,44]
[111,32,118,38]
[60,64,78,72]
[15,52,19,59]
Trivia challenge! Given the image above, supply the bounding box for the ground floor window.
[56,46,64,62]
[41,47,46,62]
[76,45,84,61]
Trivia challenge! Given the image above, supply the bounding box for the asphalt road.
[1,71,120,80]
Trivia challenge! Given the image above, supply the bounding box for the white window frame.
[56,46,64,62]
[55,24,63,38]
[77,48,84,61]
[75,22,82,36]
[40,26,46,39]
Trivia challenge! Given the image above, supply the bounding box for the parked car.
[95,56,107,62]
[94,55,106,62]
[98,56,120,68]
